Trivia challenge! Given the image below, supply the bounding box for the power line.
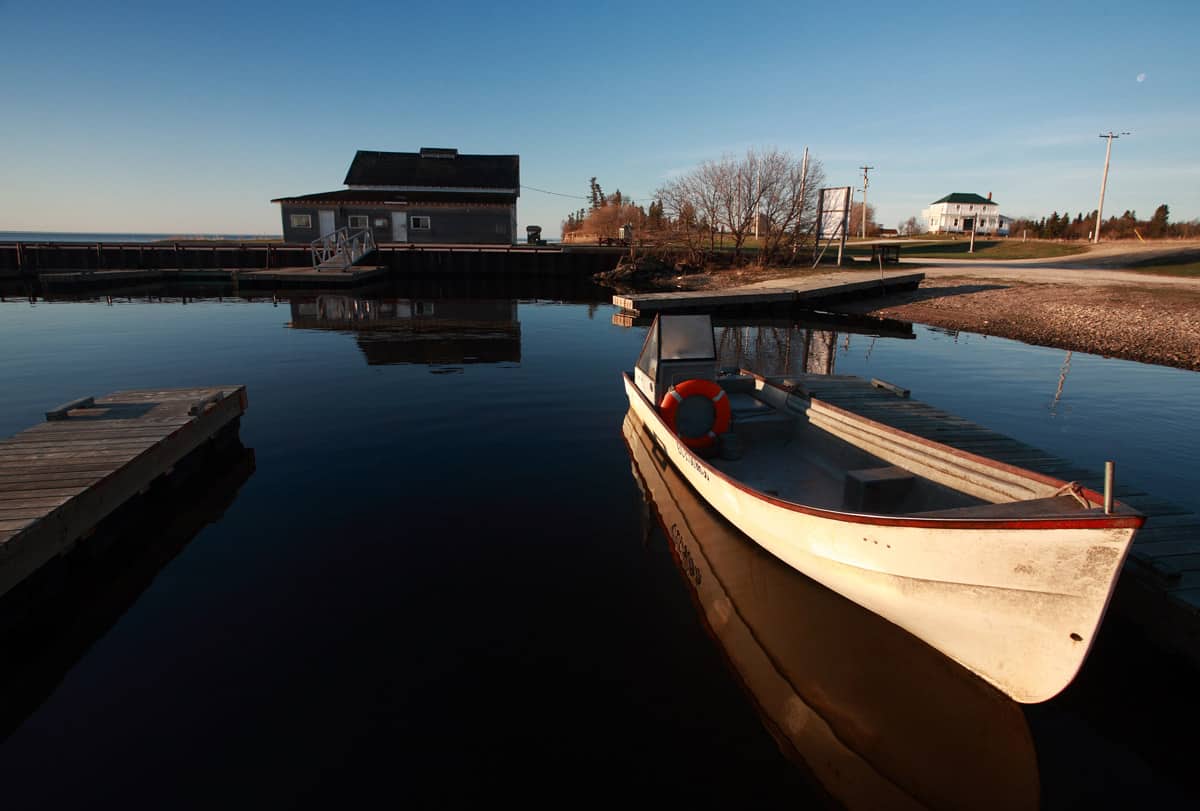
[521,184,661,202]
[521,184,588,199]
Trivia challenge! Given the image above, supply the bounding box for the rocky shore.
[835,279,1200,372]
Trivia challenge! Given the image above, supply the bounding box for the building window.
[411,216,431,230]
[373,217,389,228]
[290,214,312,229]
[348,215,369,230]
[954,218,959,226]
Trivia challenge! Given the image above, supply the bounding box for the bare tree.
[657,147,823,266]
[755,149,824,265]
[901,215,921,236]
[847,202,878,237]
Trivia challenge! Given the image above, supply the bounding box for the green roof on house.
[931,193,997,206]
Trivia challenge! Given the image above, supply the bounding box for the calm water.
[1,282,1198,807]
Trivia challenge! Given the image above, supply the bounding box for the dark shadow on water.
[0,425,255,742]
[1025,595,1200,808]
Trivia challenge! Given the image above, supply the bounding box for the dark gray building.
[272,148,519,245]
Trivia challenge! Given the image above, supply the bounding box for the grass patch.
[1128,261,1200,278]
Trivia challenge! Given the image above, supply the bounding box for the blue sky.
[1,0,1196,237]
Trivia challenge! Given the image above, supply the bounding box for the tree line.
[1006,205,1198,240]
[562,148,826,266]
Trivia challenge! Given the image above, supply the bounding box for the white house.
[922,193,1008,235]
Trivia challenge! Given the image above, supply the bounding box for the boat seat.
[844,466,916,513]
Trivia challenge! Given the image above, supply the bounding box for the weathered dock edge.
[0,386,248,598]
[612,272,925,316]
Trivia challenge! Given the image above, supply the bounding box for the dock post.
[1104,461,1115,514]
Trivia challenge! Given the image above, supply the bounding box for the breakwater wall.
[0,242,622,279]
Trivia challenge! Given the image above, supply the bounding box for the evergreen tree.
[1148,204,1170,237]
[589,178,606,211]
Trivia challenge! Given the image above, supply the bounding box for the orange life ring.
[658,379,732,450]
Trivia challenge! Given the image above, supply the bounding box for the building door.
[391,212,408,242]
[962,217,975,232]
[318,209,335,236]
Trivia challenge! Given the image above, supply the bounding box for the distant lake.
[0,231,279,243]
[0,280,1196,807]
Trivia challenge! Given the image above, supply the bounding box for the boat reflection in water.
[623,410,1040,810]
[616,310,915,376]
[289,296,520,365]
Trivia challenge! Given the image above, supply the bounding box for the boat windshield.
[659,315,715,361]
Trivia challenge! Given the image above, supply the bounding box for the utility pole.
[859,165,874,238]
[1093,131,1130,244]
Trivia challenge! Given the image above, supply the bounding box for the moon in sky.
[1136,73,1147,82]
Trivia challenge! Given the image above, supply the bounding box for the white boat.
[623,411,1040,809]
[623,314,1144,703]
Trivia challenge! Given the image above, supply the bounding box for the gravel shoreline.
[836,279,1200,371]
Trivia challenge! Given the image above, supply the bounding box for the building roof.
[342,148,520,191]
[931,193,997,206]
[271,189,516,206]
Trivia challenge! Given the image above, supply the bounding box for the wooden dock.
[613,271,925,316]
[0,386,247,598]
[775,373,1200,666]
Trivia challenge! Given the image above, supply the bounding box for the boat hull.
[623,373,1137,703]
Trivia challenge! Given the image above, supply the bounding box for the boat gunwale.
[623,371,1145,531]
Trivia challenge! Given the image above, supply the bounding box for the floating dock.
[775,373,1200,667]
[0,386,247,598]
[612,272,925,316]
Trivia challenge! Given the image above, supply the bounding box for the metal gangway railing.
[310,226,376,271]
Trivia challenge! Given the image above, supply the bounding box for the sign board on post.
[814,186,852,267]
[818,187,851,239]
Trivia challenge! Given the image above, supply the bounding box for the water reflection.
[288,295,521,365]
[0,430,255,741]
[623,410,1040,810]
[616,311,914,377]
